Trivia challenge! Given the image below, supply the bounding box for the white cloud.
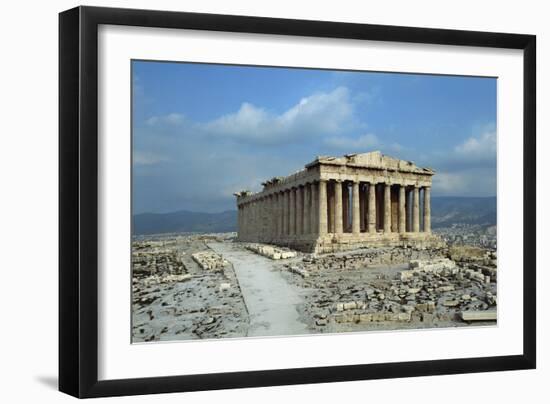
[454,130,496,160]
[432,168,496,197]
[146,113,185,126]
[324,133,380,150]
[200,87,354,143]
[133,151,169,166]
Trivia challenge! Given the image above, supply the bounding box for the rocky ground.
[132,234,249,342]
[275,245,497,333]
[132,234,497,342]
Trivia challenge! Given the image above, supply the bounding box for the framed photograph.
[59,6,536,398]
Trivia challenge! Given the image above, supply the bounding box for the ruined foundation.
[235,151,444,253]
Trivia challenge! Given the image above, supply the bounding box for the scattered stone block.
[398,312,411,322]
[316,318,328,326]
[421,313,434,323]
[461,310,497,321]
[359,313,372,323]
[246,243,297,260]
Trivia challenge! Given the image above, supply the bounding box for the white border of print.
[98,24,523,381]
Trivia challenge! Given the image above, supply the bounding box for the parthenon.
[235,151,444,253]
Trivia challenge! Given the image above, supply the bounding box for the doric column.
[342,183,350,232]
[360,184,367,232]
[334,180,343,234]
[258,198,264,240]
[423,186,431,233]
[303,184,311,235]
[398,185,406,233]
[251,201,256,238]
[352,181,360,234]
[289,188,296,235]
[368,183,377,233]
[413,186,420,232]
[278,192,284,237]
[318,180,328,235]
[282,191,288,236]
[269,194,275,239]
[384,183,391,233]
[311,182,318,234]
[296,186,303,235]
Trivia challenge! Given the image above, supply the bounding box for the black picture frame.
[59,5,536,398]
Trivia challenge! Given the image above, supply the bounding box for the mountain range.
[132,196,496,235]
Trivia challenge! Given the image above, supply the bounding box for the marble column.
[398,185,406,234]
[278,194,283,236]
[368,183,377,233]
[318,180,328,235]
[289,188,296,235]
[296,186,303,235]
[413,186,420,232]
[384,183,391,233]
[334,180,343,234]
[278,192,284,237]
[303,184,311,235]
[270,194,276,239]
[282,191,288,235]
[423,186,431,233]
[311,182,318,234]
[352,181,360,234]
[360,184,367,232]
[342,183,350,232]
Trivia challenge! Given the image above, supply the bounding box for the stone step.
[460,310,497,321]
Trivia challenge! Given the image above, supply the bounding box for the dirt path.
[208,242,311,337]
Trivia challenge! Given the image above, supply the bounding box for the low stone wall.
[300,246,447,271]
[191,251,228,271]
[314,233,446,254]
[286,251,497,328]
[245,243,297,260]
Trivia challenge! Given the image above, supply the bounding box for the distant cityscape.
[434,223,497,250]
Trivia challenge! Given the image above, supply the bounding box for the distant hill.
[431,196,496,228]
[133,210,237,235]
[132,196,496,235]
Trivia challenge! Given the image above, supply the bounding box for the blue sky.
[133,60,496,214]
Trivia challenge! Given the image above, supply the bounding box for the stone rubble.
[132,236,248,342]
[246,243,297,259]
[191,251,228,271]
[300,246,447,272]
[279,246,497,329]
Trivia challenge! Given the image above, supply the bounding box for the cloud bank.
[134,86,496,213]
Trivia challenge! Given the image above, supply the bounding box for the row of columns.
[237,180,431,240]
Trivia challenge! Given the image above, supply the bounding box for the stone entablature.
[235,151,443,253]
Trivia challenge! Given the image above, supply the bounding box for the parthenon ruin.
[235,151,444,253]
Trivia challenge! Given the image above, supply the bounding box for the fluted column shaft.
[384,183,391,233]
[311,182,319,234]
[398,185,406,233]
[334,181,343,234]
[273,195,278,238]
[289,188,296,235]
[296,187,303,235]
[423,186,431,233]
[352,181,360,234]
[303,184,311,235]
[318,180,328,235]
[282,191,288,235]
[413,186,420,232]
[278,192,284,237]
[368,183,377,233]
